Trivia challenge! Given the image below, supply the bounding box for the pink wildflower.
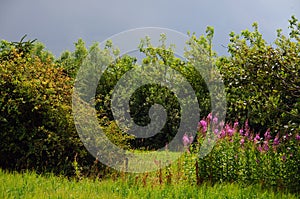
[239,129,244,136]
[240,138,245,145]
[273,135,280,146]
[219,121,225,128]
[234,121,239,129]
[214,128,219,135]
[264,129,272,141]
[199,120,207,132]
[207,113,212,121]
[257,145,263,152]
[189,135,194,144]
[213,116,218,124]
[254,134,260,143]
[218,129,226,139]
[182,133,190,147]
[262,141,269,151]
[225,124,234,137]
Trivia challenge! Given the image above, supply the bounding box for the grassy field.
[0,169,298,199]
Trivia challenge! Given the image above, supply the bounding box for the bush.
[0,37,97,176]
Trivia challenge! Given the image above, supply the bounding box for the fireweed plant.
[188,113,300,193]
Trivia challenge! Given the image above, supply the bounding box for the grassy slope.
[0,169,298,199]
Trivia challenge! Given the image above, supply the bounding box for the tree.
[217,16,300,135]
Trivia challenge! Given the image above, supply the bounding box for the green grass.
[0,169,298,199]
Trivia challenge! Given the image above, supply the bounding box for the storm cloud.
[0,0,298,57]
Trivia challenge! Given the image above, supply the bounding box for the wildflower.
[207,113,212,121]
[273,135,280,146]
[234,120,239,129]
[262,141,269,151]
[218,129,226,139]
[264,129,272,141]
[214,128,219,135]
[219,121,225,128]
[240,138,245,145]
[225,124,234,137]
[189,135,194,144]
[239,129,244,136]
[182,133,190,147]
[244,119,250,136]
[295,134,300,141]
[213,116,218,124]
[254,134,260,143]
[244,130,249,138]
[257,145,263,152]
[199,120,207,132]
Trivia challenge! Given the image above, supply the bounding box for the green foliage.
[0,37,100,176]
[56,38,88,78]
[93,34,213,150]
[32,42,55,63]
[217,16,300,134]
[0,35,36,62]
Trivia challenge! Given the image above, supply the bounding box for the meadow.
[1,167,298,199]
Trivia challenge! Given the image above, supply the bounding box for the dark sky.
[0,0,299,57]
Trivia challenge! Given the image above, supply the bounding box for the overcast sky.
[0,0,299,57]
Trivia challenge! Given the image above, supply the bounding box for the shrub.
[0,37,96,176]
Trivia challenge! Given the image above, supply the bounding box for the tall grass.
[0,169,298,199]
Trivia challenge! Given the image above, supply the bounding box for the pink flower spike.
[199,120,207,132]
[182,133,190,147]
[219,129,226,138]
[189,135,194,144]
[219,121,225,128]
[264,129,272,141]
[234,121,239,129]
[225,124,234,137]
[240,138,245,145]
[239,129,244,136]
[213,117,218,124]
[263,141,269,151]
[257,145,263,152]
[295,134,300,141]
[273,134,280,146]
[214,128,219,135]
[245,119,249,129]
[207,113,212,121]
[244,119,250,135]
[254,134,260,143]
